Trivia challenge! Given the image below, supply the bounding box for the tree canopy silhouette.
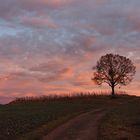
[92,54,136,96]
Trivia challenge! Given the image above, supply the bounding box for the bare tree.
[92,54,136,96]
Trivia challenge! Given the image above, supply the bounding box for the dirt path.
[42,109,106,140]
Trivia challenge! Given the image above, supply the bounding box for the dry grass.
[10,91,127,104]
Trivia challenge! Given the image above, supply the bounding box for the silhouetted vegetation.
[92,54,136,96]
[10,91,126,104]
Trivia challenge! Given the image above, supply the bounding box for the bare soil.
[42,109,106,140]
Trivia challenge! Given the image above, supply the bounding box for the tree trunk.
[111,85,115,96]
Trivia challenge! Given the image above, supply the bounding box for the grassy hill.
[0,94,139,140]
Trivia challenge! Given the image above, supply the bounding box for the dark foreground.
[0,95,139,140]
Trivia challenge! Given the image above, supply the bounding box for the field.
[99,97,140,140]
[0,94,139,140]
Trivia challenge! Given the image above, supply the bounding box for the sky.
[0,0,140,103]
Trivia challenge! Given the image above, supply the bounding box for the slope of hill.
[0,95,139,140]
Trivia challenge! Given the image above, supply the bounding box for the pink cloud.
[21,0,73,8]
[21,16,58,29]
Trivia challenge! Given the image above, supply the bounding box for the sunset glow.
[0,0,140,103]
